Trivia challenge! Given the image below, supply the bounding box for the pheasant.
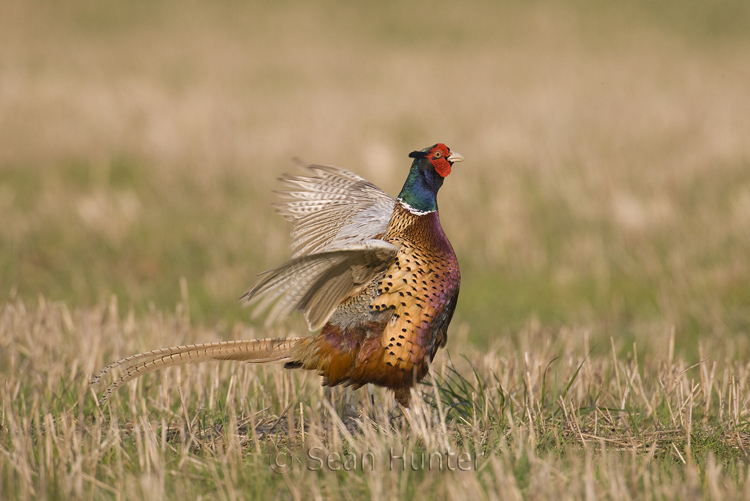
[92,143,463,407]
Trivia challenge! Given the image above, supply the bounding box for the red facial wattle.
[432,158,452,177]
[429,144,454,178]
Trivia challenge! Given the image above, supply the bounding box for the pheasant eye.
[433,151,442,158]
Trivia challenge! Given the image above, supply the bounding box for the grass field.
[2,0,750,498]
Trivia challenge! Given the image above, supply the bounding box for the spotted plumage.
[92,143,463,407]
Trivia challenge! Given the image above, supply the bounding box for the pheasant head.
[398,143,463,214]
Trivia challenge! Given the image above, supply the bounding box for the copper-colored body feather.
[93,144,462,407]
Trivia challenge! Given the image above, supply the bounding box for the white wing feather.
[240,240,398,330]
[242,163,399,330]
[273,163,395,258]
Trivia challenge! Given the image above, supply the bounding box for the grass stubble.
[3,297,750,499]
[2,0,750,498]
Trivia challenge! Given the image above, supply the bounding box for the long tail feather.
[91,337,307,403]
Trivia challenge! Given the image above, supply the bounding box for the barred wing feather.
[273,163,395,258]
[240,240,398,331]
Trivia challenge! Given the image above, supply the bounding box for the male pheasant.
[92,143,463,407]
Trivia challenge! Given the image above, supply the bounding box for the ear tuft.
[408,150,428,159]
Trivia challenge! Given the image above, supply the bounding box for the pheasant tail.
[91,337,311,402]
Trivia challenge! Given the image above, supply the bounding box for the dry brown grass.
[3,298,750,499]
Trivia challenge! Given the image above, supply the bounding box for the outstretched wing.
[273,163,396,258]
[241,240,398,331]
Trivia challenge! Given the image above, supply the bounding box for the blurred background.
[1,0,749,358]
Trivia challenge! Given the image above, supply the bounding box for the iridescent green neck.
[397,162,443,213]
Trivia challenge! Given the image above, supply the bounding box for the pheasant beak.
[447,151,464,164]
